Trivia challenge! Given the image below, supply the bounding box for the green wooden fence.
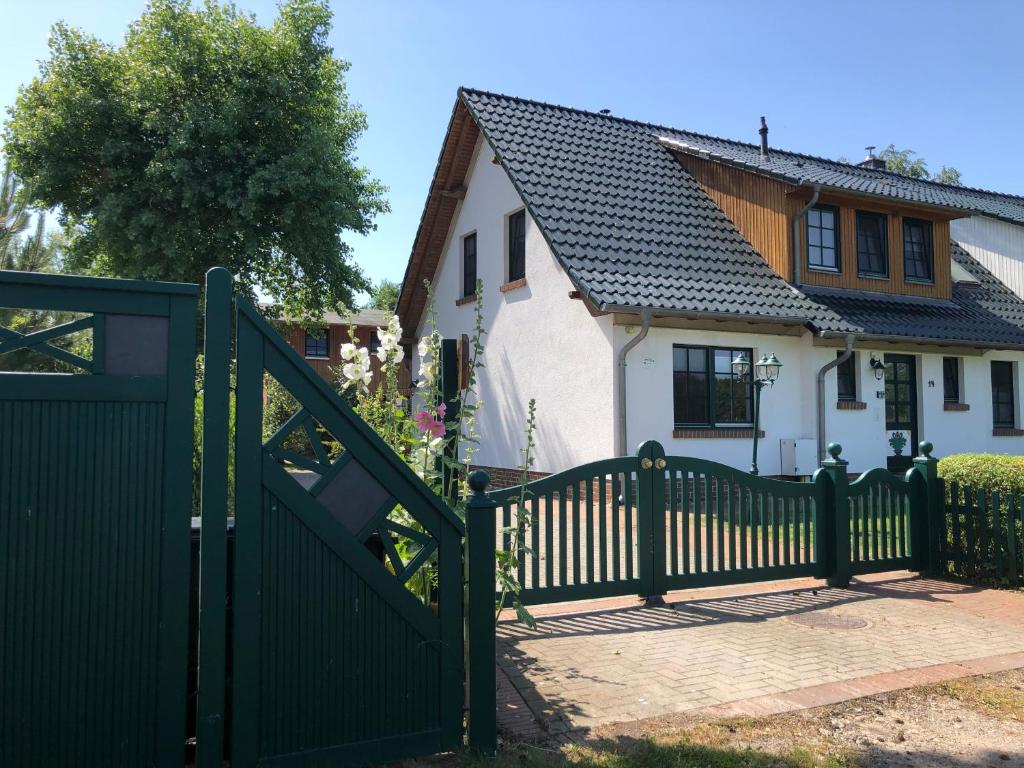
[941,480,1024,585]
[0,270,197,768]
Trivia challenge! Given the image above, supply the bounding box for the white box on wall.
[779,438,817,476]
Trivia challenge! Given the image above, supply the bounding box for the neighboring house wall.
[621,323,1024,476]
[281,322,410,392]
[953,215,1024,299]
[675,153,955,300]
[417,136,616,474]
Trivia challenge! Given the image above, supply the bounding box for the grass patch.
[456,716,856,768]
[931,673,1024,722]
[460,738,851,768]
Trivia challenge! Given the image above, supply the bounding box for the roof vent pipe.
[857,146,888,170]
[759,116,769,157]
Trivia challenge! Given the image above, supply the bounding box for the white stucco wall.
[621,324,1024,475]
[953,215,1024,298]
[411,145,1024,476]
[415,136,615,473]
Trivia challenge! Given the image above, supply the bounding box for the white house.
[397,89,1024,480]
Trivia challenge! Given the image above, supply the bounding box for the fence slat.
[622,468,630,581]
[571,483,580,586]
[611,473,620,581]
[586,478,595,584]
[1007,495,1015,585]
[993,490,1004,582]
[683,473,692,575]
[599,475,607,582]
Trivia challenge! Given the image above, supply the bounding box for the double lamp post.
[731,352,783,476]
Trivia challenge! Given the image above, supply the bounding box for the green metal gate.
[0,271,197,768]
[489,440,934,606]
[195,274,465,767]
[2,268,468,767]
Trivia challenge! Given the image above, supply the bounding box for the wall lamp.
[869,355,887,381]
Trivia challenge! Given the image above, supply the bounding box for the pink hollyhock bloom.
[415,410,446,439]
[437,402,447,418]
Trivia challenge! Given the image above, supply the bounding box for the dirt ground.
[448,668,1024,768]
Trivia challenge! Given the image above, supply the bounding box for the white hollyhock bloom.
[342,361,372,391]
[339,342,358,361]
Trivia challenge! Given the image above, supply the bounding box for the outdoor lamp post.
[732,352,783,475]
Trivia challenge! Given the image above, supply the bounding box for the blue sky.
[4,0,1024,295]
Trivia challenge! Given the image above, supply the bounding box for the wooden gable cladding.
[675,152,958,300]
[794,191,953,299]
[397,98,481,337]
[673,153,794,280]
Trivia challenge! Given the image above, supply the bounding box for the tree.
[877,144,962,186]
[1,157,32,264]
[3,0,388,319]
[365,278,400,311]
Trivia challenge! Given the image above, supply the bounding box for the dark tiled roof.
[454,88,1024,348]
[802,243,1024,348]
[658,134,1024,227]
[461,88,847,325]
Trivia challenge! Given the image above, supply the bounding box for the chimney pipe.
[759,116,769,157]
[857,145,887,171]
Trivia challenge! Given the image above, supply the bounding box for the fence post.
[636,441,667,603]
[465,470,497,755]
[196,267,232,768]
[912,441,941,575]
[821,442,851,588]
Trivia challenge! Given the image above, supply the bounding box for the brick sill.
[944,402,970,412]
[455,294,477,307]
[673,428,765,439]
[993,428,1024,437]
[836,400,867,410]
[499,277,528,293]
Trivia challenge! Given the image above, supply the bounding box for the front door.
[884,354,918,472]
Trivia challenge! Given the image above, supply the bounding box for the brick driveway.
[495,572,1024,740]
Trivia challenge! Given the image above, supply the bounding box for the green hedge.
[938,453,1024,497]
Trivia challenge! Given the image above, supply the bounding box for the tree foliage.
[365,278,400,311]
[878,144,962,186]
[3,0,388,319]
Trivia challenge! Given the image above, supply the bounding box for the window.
[806,205,839,271]
[992,361,1016,428]
[836,352,857,401]
[673,346,752,427]
[856,211,889,277]
[903,218,934,283]
[507,209,526,282]
[304,330,329,358]
[943,357,960,403]
[462,232,477,298]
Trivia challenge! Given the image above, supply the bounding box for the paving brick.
[495,572,1024,739]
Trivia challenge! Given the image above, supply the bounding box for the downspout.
[616,307,653,457]
[791,183,822,287]
[816,333,856,464]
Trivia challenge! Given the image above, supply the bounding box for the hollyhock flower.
[414,410,446,439]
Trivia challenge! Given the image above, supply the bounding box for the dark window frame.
[903,217,935,284]
[806,204,840,273]
[304,329,329,359]
[856,210,889,278]
[943,357,960,404]
[507,209,526,283]
[672,344,754,428]
[836,351,857,401]
[462,231,477,298]
[991,360,1016,428]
